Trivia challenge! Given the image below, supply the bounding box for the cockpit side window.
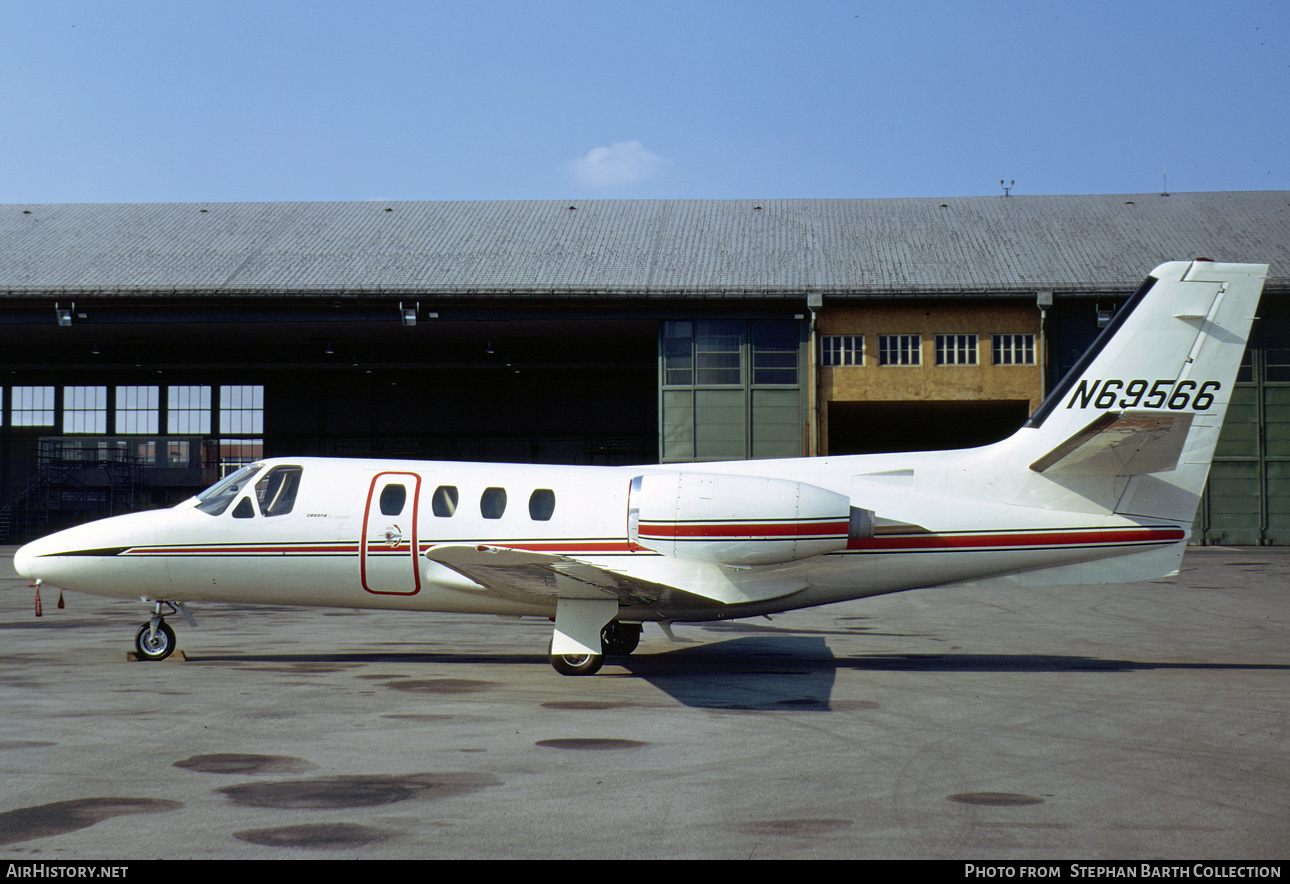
[257,466,303,517]
[232,497,257,519]
[196,464,263,516]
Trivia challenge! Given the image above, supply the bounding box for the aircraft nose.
[14,535,57,581]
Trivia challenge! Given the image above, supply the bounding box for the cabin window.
[432,485,458,517]
[257,466,303,517]
[196,463,263,516]
[528,489,556,521]
[379,483,406,516]
[481,487,507,519]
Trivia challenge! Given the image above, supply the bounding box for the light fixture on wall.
[400,301,418,326]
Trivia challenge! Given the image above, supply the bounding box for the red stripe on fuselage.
[846,526,1184,552]
[637,520,850,540]
[110,526,1182,559]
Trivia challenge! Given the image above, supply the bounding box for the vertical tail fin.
[1016,260,1268,522]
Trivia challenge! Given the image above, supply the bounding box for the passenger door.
[360,471,422,595]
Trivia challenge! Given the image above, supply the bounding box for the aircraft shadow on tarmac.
[189,631,1290,712]
[614,637,1290,710]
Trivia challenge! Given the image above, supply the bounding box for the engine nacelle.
[627,472,873,566]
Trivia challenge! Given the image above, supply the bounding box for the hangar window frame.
[821,335,864,366]
[168,386,212,434]
[115,386,160,434]
[751,322,800,385]
[63,386,108,434]
[694,320,743,386]
[935,334,978,366]
[218,439,264,475]
[220,385,264,435]
[10,386,55,427]
[662,321,696,385]
[664,319,801,387]
[878,334,921,366]
[992,334,1036,366]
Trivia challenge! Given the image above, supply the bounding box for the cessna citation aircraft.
[14,261,1270,675]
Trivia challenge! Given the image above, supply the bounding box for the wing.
[424,544,723,613]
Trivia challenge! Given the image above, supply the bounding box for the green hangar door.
[1199,316,1290,545]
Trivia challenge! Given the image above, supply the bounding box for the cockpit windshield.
[195,464,263,516]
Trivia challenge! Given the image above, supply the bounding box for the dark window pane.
[695,320,742,385]
[752,322,798,384]
[432,485,458,517]
[481,487,507,519]
[257,466,302,517]
[663,321,694,386]
[529,489,556,521]
[379,484,406,516]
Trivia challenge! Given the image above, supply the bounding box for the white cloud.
[570,140,666,188]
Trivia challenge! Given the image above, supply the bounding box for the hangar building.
[1,192,1287,543]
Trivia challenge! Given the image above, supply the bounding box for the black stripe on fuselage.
[44,548,131,557]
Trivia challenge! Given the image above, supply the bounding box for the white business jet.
[14,260,1269,675]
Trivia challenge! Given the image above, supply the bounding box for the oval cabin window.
[432,485,458,517]
[481,487,507,519]
[379,484,406,516]
[528,489,556,521]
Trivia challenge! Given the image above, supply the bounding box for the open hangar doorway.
[825,400,1033,456]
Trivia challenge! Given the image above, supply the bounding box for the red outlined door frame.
[360,471,422,595]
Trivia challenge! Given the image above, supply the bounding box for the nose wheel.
[131,600,194,661]
[135,619,176,661]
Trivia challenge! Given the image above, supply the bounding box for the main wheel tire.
[601,621,642,655]
[134,620,176,661]
[549,652,605,676]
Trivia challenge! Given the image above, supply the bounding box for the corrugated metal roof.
[2,192,1287,298]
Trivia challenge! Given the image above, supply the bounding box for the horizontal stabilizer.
[1029,411,1194,478]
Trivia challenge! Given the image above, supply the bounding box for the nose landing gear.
[134,619,176,661]
[132,601,195,662]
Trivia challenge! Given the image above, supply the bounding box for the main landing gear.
[133,601,195,662]
[548,621,643,676]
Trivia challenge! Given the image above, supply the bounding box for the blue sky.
[2,0,1286,203]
